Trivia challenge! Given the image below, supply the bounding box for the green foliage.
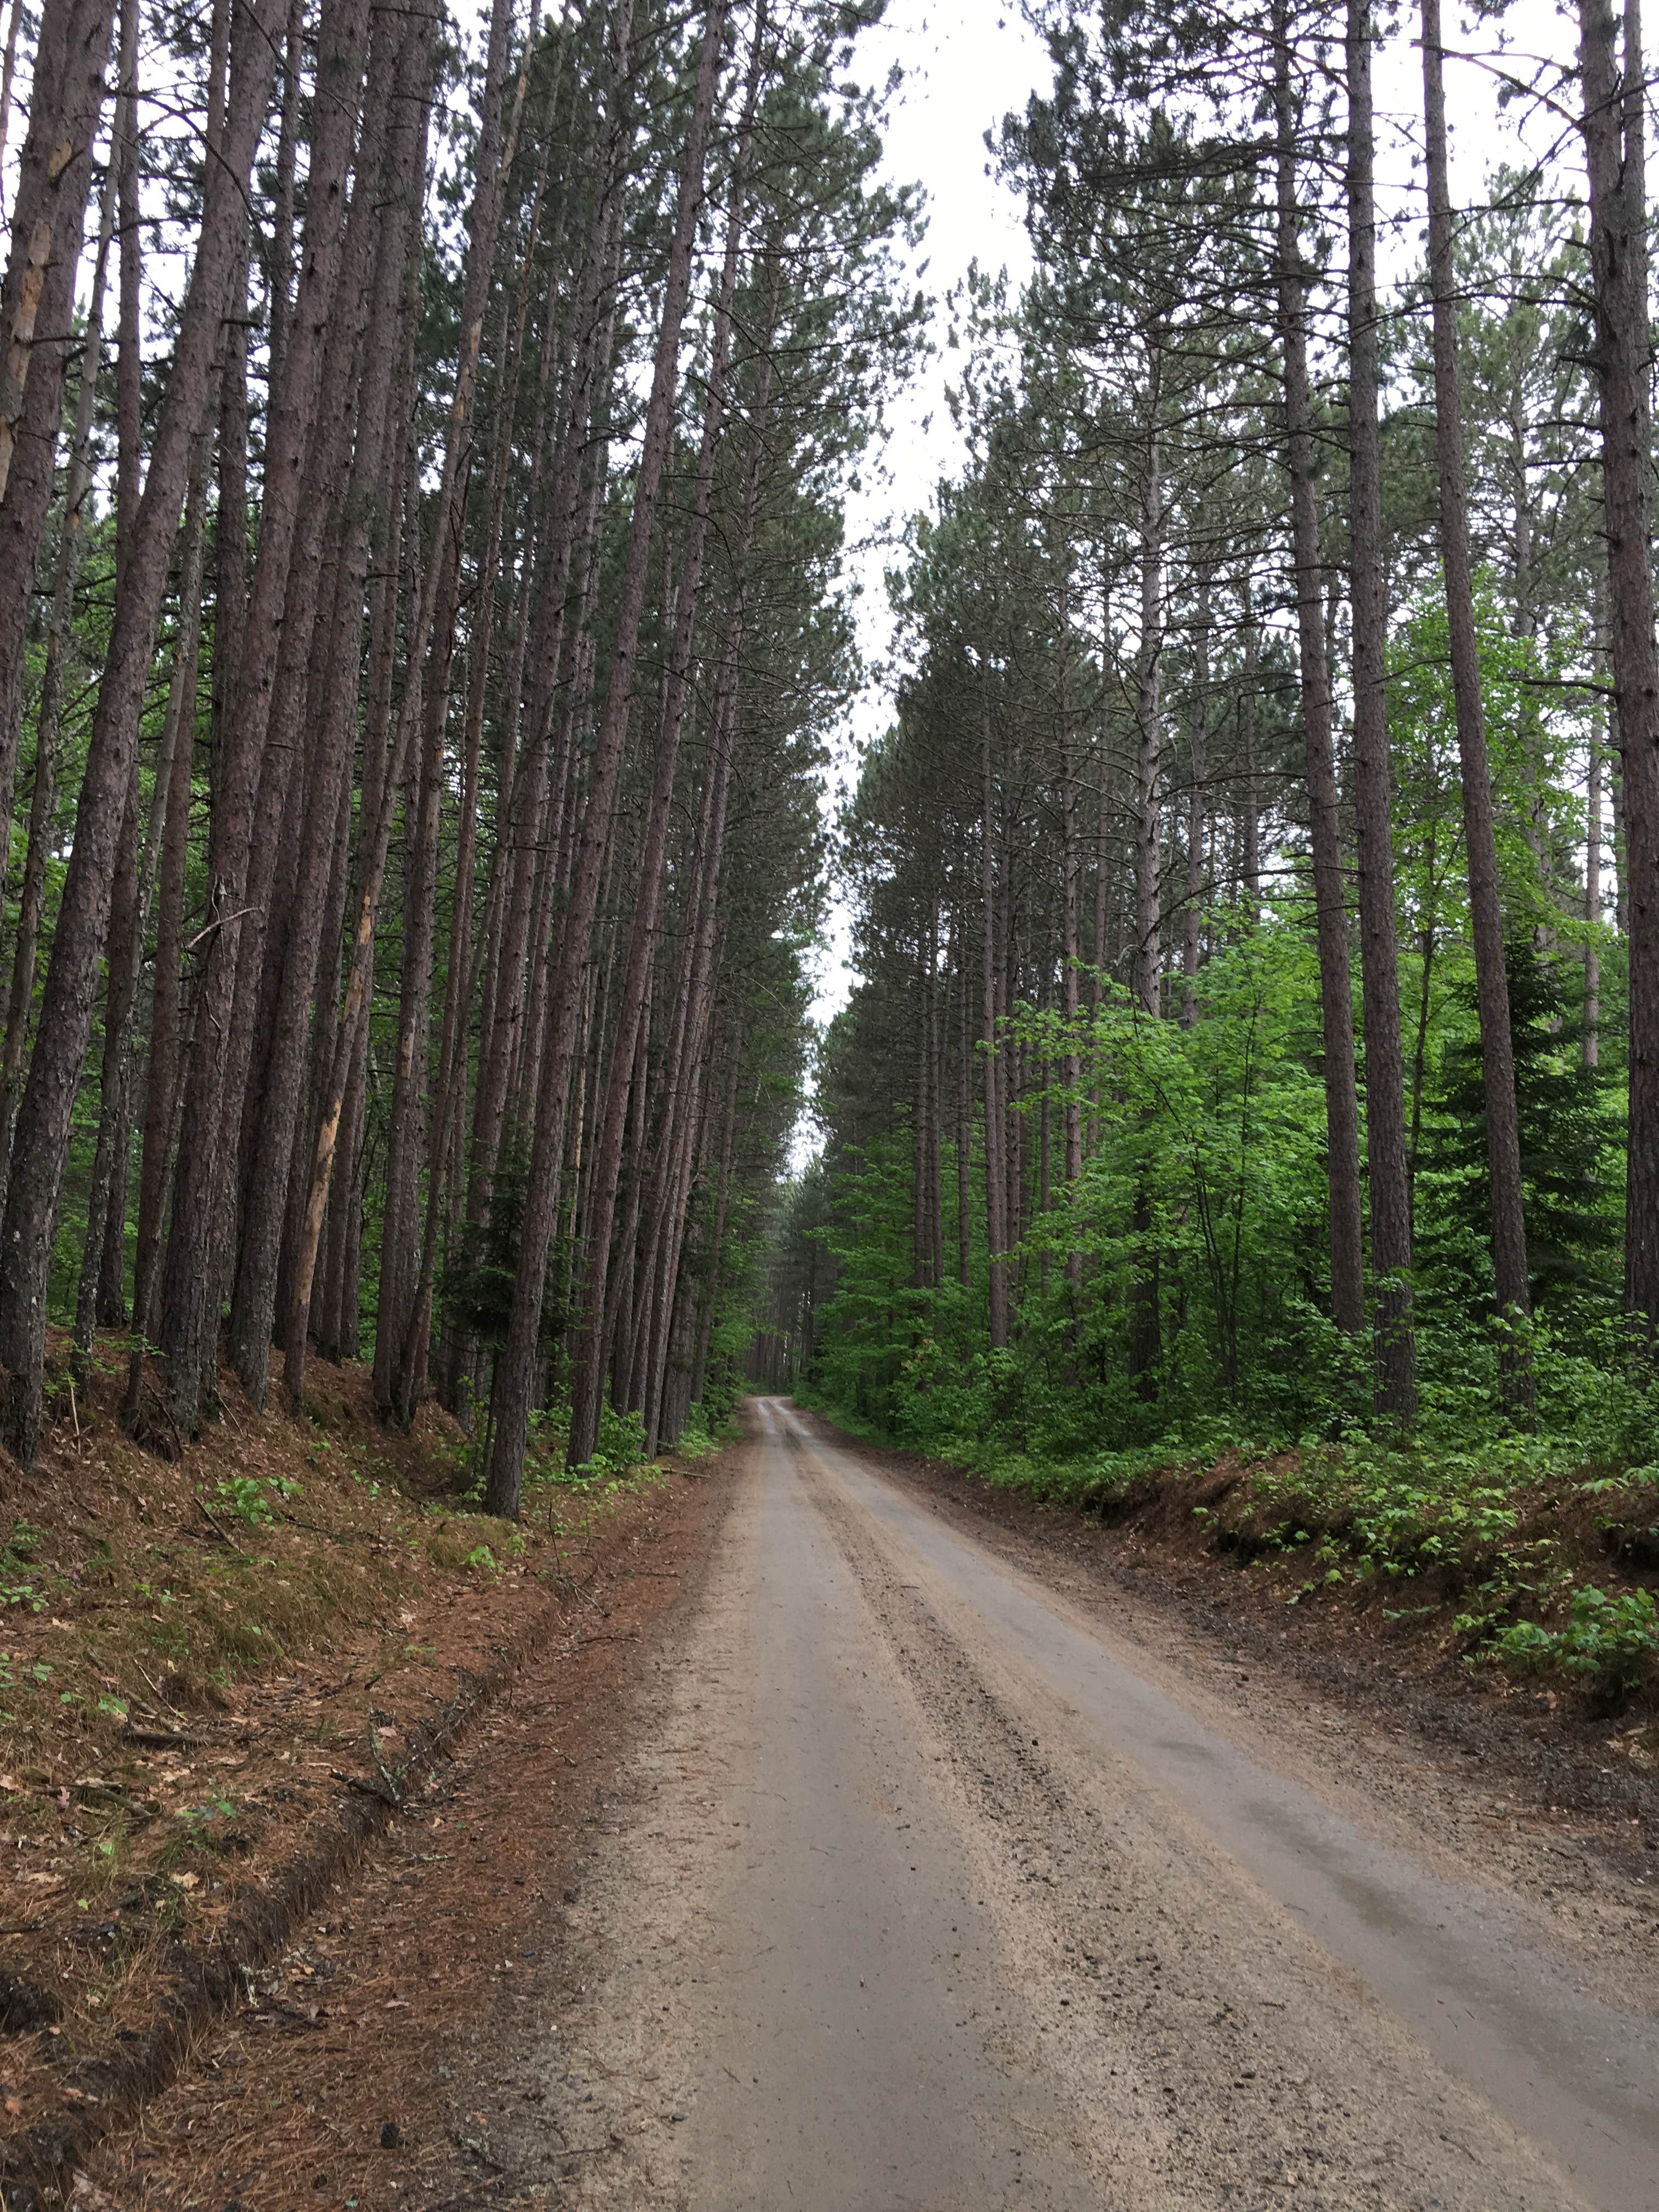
[1489,1586,1659,1703]
[1426,941,1620,1309]
[574,1404,648,1480]
[206,1474,302,1530]
[1,1521,48,1612]
[441,1137,569,1354]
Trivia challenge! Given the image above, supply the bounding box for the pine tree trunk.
[127,435,211,1383]
[160,0,374,1434]
[211,238,250,795]
[372,0,532,1415]
[1422,0,1533,1398]
[1239,583,1260,927]
[282,0,520,1419]
[469,199,628,1221]
[0,0,284,1464]
[1181,566,1209,1029]
[1576,0,1659,1336]
[1273,10,1365,1338]
[228,0,419,1408]
[981,675,1009,1349]
[267,0,303,400]
[484,0,730,1519]
[1349,0,1418,1417]
[0,0,115,904]
[1587,697,1603,1070]
[77,0,146,1340]
[1132,417,1163,1020]
[1058,565,1082,1306]
[0,130,117,1170]
[564,103,761,1463]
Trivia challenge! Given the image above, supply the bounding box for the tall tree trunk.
[1273,8,1365,1337]
[467,189,628,1222]
[1587,696,1603,1069]
[267,0,304,402]
[126,433,211,1396]
[955,936,972,1288]
[1349,0,1417,1418]
[211,235,250,797]
[0,0,284,1464]
[1577,0,1659,1336]
[282,0,522,1419]
[1422,0,1533,1397]
[1132,415,1163,1020]
[483,0,730,1519]
[1181,565,1209,1028]
[160,0,374,1434]
[980,673,1009,1350]
[74,0,145,1341]
[227,0,420,1409]
[0,0,116,905]
[0,121,117,1169]
[1058,558,1082,1313]
[1239,583,1260,927]
[376,0,531,1417]
[564,71,762,1465]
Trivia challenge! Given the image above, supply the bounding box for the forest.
[0,0,913,1515]
[763,0,1659,1680]
[1,0,1657,1676]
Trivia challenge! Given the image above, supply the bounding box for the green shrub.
[1490,1584,1659,1702]
[206,1474,301,1530]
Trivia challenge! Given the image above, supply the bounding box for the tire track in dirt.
[789,1424,1591,2211]
[443,1404,1627,2211]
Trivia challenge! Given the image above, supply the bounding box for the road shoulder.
[73,1452,740,2211]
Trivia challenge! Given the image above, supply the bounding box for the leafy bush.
[1,1520,47,1612]
[1490,1585,1659,1702]
[564,1404,648,1482]
[207,1473,302,1530]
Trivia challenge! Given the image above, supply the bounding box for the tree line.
[774,0,1652,1463]
[0,0,912,1509]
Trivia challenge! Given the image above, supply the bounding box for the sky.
[809,1,1049,1035]
[806,0,1582,1046]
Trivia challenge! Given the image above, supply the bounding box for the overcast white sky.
[806,0,1582,1039]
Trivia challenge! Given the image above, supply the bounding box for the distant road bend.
[521,1398,1659,2210]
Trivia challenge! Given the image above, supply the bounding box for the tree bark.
[1348,0,1417,1418]
[160,0,374,1434]
[1132,413,1163,1021]
[980,671,1009,1350]
[0,0,116,896]
[483,0,731,1519]
[1576,0,1659,1335]
[0,121,117,1169]
[1422,0,1533,1396]
[1273,7,1365,1337]
[227,0,419,1408]
[0,0,284,1464]
[565,55,764,1465]
[127,433,211,1389]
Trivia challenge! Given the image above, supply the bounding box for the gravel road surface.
[479,1398,1658,2210]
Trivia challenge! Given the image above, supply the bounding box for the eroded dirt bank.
[57,1455,733,2210]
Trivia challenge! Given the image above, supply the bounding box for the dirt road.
[425,1403,1657,2208]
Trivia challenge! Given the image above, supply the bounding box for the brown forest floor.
[0,1338,731,2210]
